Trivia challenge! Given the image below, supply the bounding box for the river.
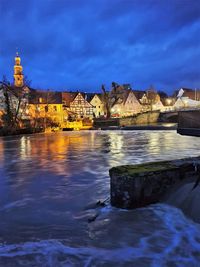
[0,130,200,266]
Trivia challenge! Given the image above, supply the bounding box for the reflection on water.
[0,130,200,266]
[1,131,198,176]
[20,136,31,160]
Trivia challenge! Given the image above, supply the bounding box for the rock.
[84,199,108,210]
[84,199,109,223]
[88,213,99,223]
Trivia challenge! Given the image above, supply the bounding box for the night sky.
[0,0,200,94]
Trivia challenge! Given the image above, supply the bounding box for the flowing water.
[0,130,200,267]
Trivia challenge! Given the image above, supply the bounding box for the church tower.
[14,52,24,87]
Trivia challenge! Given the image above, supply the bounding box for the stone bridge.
[159,111,178,122]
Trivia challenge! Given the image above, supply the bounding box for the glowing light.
[166,98,172,105]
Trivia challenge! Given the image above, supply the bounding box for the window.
[39,97,43,103]
[54,106,57,111]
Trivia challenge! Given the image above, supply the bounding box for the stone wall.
[94,111,160,128]
[109,157,200,209]
[119,111,159,126]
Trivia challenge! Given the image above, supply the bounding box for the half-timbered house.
[71,93,94,118]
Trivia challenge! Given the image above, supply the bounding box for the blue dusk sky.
[0,0,200,94]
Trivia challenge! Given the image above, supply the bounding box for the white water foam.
[0,204,200,267]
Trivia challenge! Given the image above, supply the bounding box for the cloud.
[0,0,199,94]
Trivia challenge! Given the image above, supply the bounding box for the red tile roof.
[62,92,77,106]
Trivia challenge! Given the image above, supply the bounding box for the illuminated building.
[88,93,105,118]
[28,90,67,126]
[110,85,142,117]
[62,92,94,119]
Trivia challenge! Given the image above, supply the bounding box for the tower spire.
[14,51,24,87]
[16,47,19,57]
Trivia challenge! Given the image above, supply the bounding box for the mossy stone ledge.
[109,157,200,209]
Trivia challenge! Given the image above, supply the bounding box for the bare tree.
[0,76,30,130]
[101,84,111,118]
[146,86,159,111]
[101,82,127,118]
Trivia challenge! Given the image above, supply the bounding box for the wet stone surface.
[110,157,200,209]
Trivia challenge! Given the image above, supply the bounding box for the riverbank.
[97,123,177,131]
[0,127,44,137]
[0,123,177,136]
